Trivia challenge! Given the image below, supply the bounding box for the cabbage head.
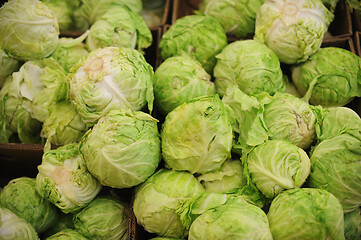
[214,40,285,97]
[292,47,361,107]
[254,0,333,64]
[73,196,129,240]
[315,107,361,142]
[267,188,345,240]
[188,196,272,240]
[36,143,102,213]
[86,6,152,52]
[69,47,154,127]
[45,229,88,240]
[50,31,89,73]
[261,92,317,149]
[0,0,59,61]
[159,15,228,74]
[133,169,205,238]
[41,0,73,31]
[0,76,42,143]
[344,208,361,240]
[0,48,20,87]
[0,177,58,233]
[222,88,317,152]
[161,95,233,174]
[0,207,40,240]
[41,101,88,151]
[80,109,160,188]
[12,58,68,123]
[309,134,361,212]
[198,0,264,38]
[73,0,143,31]
[153,56,216,115]
[243,140,311,199]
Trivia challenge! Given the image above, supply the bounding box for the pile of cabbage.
[0,0,361,239]
[0,0,160,239]
[139,0,361,239]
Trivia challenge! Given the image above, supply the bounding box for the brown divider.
[324,0,352,39]
[353,31,361,56]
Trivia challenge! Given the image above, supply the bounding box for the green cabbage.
[50,31,89,73]
[41,0,73,31]
[86,6,152,52]
[0,207,40,240]
[344,208,361,240]
[133,169,205,238]
[188,196,272,239]
[0,177,58,233]
[254,0,333,64]
[11,58,68,123]
[309,134,361,212]
[161,95,233,174]
[222,88,317,152]
[73,196,129,240]
[267,188,345,240]
[36,143,102,213]
[69,47,154,127]
[153,56,215,115]
[321,0,339,12]
[79,109,160,188]
[0,0,59,61]
[243,140,311,199]
[159,15,228,74]
[0,48,21,87]
[0,76,42,143]
[41,101,88,151]
[198,0,265,38]
[292,47,361,107]
[73,0,143,31]
[314,106,361,142]
[214,40,285,97]
[45,229,88,240]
